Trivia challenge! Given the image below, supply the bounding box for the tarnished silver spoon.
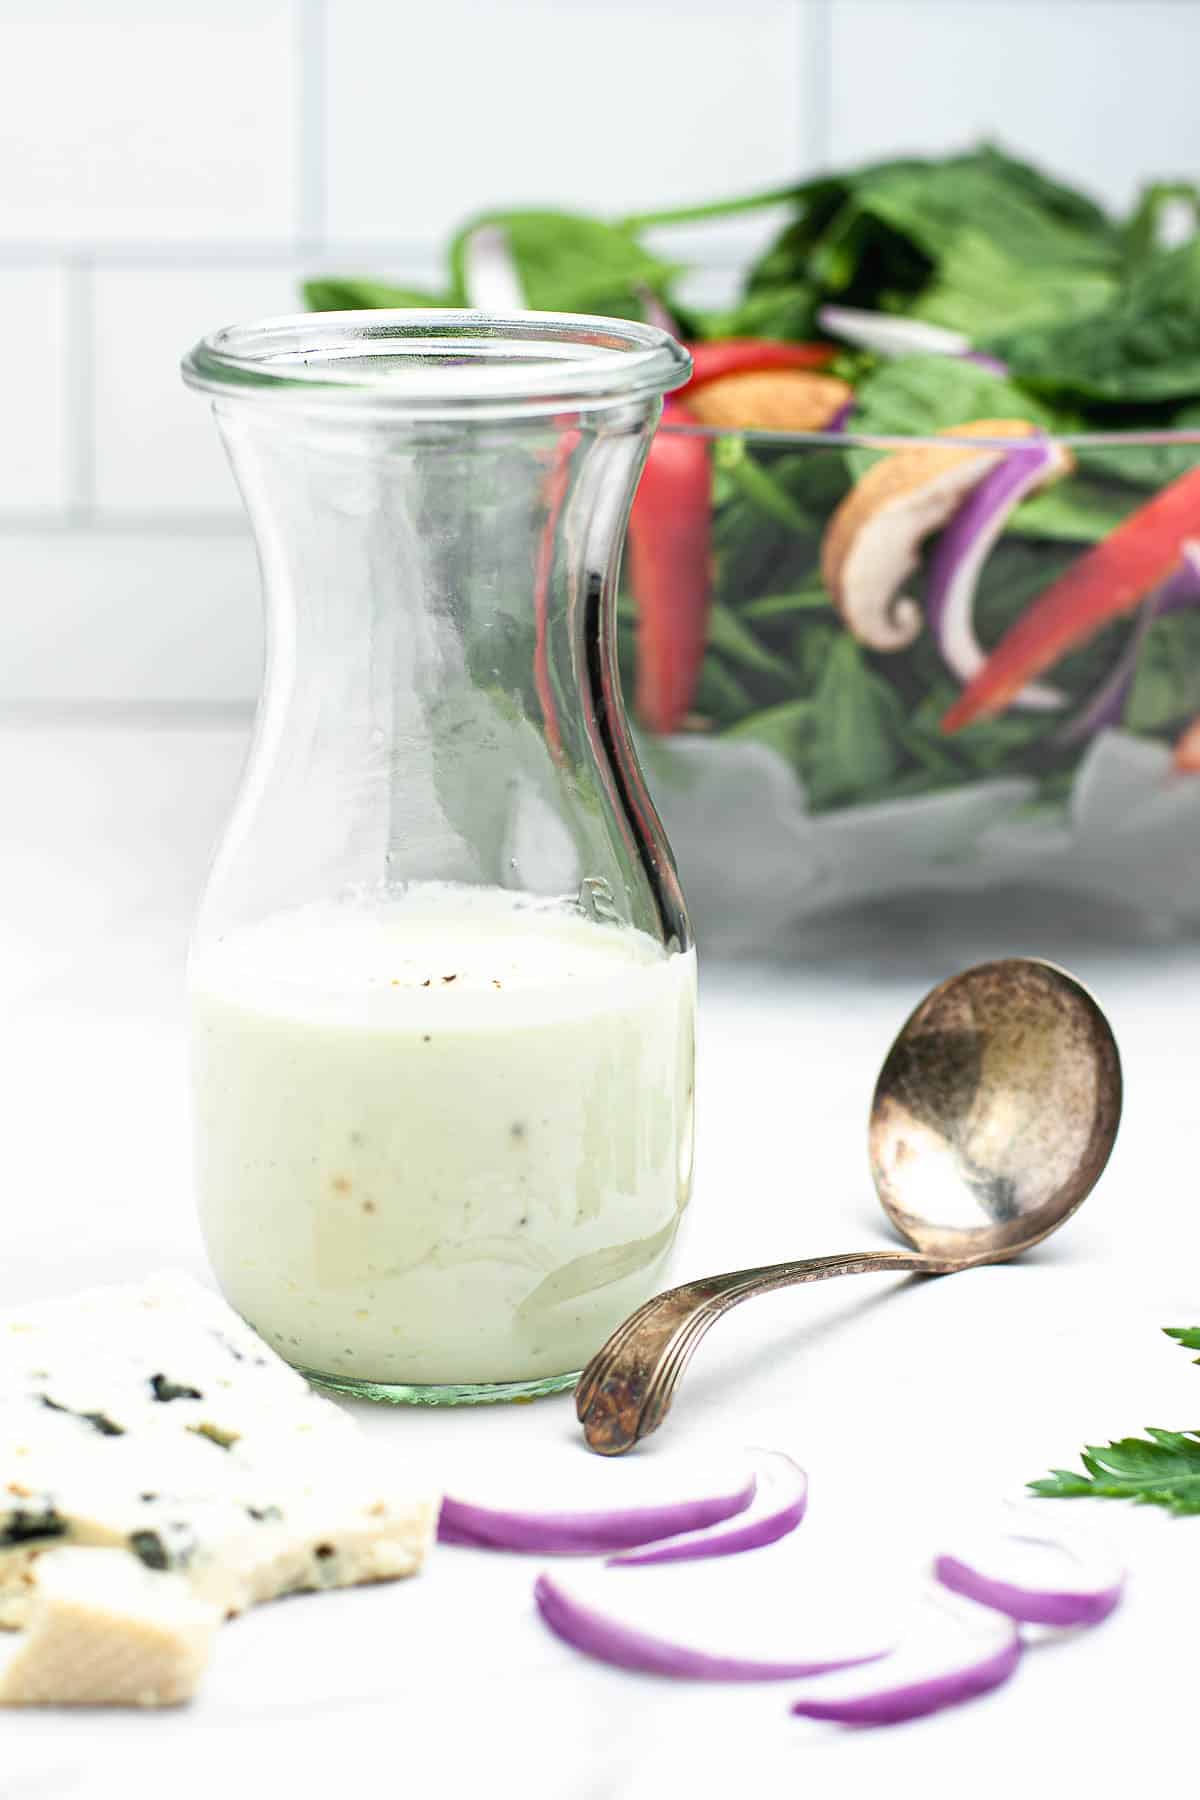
[577,958,1121,1455]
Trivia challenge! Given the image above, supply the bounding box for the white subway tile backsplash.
[0,0,1194,710]
[0,0,297,244]
[325,0,812,244]
[828,1,1200,211]
[0,530,263,702]
[92,264,310,514]
[0,267,70,511]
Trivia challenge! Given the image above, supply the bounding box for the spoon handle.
[576,1248,961,1455]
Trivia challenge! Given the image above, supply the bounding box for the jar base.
[301,1366,581,1406]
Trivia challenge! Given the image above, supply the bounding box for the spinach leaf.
[742,586,832,620]
[911,686,1049,773]
[992,238,1200,405]
[691,653,759,727]
[849,354,1057,442]
[723,699,812,765]
[698,282,820,343]
[801,635,905,809]
[302,277,449,310]
[1125,612,1200,733]
[911,230,1117,339]
[714,438,811,530]
[1121,181,1200,272]
[446,211,677,318]
[1010,476,1135,543]
[706,603,795,685]
[857,152,1116,277]
[792,619,839,690]
[1074,410,1200,489]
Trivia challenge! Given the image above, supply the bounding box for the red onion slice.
[816,306,1008,376]
[817,306,972,360]
[927,440,1072,711]
[460,225,526,311]
[934,1516,1125,1627]
[535,1550,891,1682]
[438,1456,757,1554]
[608,1450,807,1566]
[789,1592,1021,1725]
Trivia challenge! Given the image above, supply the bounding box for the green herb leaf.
[1165,1326,1200,1360]
[1031,1429,1200,1515]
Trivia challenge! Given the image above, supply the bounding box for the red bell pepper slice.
[942,466,1200,732]
[625,340,833,734]
[626,399,712,735]
[686,339,837,387]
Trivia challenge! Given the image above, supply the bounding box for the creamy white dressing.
[189,887,696,1387]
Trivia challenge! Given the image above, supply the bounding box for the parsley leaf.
[1031,1431,1200,1515]
[1031,1327,1200,1513]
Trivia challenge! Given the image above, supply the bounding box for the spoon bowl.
[871,958,1122,1261]
[577,957,1122,1455]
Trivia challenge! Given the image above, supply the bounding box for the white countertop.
[2,715,1198,1799]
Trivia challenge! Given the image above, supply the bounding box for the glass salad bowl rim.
[660,420,1200,450]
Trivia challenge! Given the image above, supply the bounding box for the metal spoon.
[576,958,1121,1455]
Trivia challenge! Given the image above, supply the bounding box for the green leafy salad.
[307,147,1200,825]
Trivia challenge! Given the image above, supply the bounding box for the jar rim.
[182,308,692,414]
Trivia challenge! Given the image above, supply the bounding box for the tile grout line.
[0,240,448,269]
[296,0,328,255]
[805,0,833,172]
[0,513,248,538]
[63,253,95,525]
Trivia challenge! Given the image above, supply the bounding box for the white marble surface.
[2,715,1199,1799]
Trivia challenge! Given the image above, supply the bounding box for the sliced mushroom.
[684,370,852,433]
[822,420,1044,652]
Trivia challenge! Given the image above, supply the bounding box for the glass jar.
[181,311,696,1404]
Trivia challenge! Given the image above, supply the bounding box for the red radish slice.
[789,1593,1021,1726]
[438,1456,756,1555]
[934,1517,1125,1627]
[535,1550,892,1682]
[608,1451,807,1566]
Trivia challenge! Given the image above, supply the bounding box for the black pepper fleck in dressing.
[1,1501,66,1548]
[39,1395,125,1437]
[149,1374,204,1403]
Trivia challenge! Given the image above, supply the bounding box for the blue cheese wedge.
[0,1274,437,1645]
[0,1548,219,1707]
